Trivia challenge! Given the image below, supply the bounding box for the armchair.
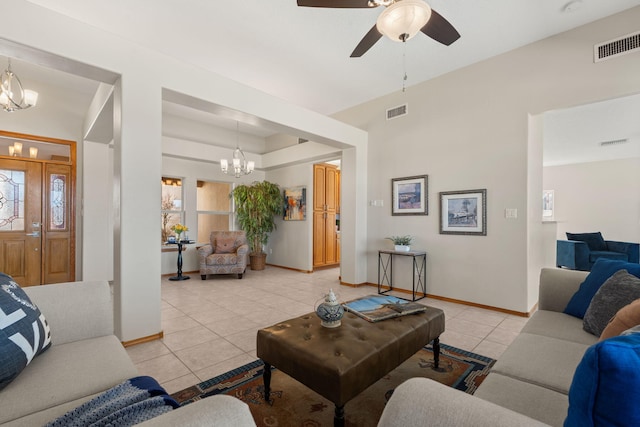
[556,232,639,271]
[198,231,249,279]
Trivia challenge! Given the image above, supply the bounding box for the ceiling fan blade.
[297,0,373,8]
[350,25,383,57]
[421,9,460,46]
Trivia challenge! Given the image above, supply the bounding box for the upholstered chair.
[557,232,640,271]
[198,231,249,279]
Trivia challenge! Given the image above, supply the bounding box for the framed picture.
[439,189,487,235]
[542,190,554,219]
[392,175,428,216]
[283,186,306,221]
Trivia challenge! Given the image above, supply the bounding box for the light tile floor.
[126,266,529,394]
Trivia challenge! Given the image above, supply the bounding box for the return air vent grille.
[599,138,628,147]
[386,104,408,120]
[298,138,308,144]
[594,31,640,62]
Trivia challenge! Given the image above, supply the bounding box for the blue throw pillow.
[565,330,640,426]
[0,273,52,391]
[566,232,607,251]
[564,259,640,319]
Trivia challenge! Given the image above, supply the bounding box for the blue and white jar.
[316,289,344,328]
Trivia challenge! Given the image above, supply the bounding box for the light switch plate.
[505,208,518,219]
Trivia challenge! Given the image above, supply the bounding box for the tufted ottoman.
[256,307,445,426]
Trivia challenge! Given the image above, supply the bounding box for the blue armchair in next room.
[556,232,640,271]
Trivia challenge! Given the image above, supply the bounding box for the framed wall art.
[439,189,487,235]
[283,186,306,221]
[391,175,428,216]
[542,190,554,220]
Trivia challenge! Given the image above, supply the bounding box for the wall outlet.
[269,248,272,254]
[505,208,518,219]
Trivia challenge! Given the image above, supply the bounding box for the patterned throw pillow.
[215,237,237,254]
[0,273,52,391]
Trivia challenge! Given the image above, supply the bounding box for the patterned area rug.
[172,343,495,427]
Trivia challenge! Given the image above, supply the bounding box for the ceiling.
[4,0,640,161]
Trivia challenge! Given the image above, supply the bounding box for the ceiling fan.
[297,0,460,57]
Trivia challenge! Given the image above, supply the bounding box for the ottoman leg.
[334,405,345,427]
[433,337,440,369]
[263,362,272,403]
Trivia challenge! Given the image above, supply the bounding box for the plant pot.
[395,245,410,252]
[249,253,267,270]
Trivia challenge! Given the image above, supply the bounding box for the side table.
[167,240,194,281]
[378,250,427,301]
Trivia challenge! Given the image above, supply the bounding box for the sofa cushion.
[0,335,138,424]
[565,330,640,427]
[489,333,588,395]
[521,311,598,346]
[564,259,640,319]
[215,237,237,254]
[600,298,640,340]
[583,270,640,337]
[0,274,52,391]
[588,251,628,262]
[475,373,568,427]
[566,232,607,251]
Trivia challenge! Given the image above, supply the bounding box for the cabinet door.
[325,166,337,212]
[313,211,326,265]
[324,212,336,264]
[313,165,326,211]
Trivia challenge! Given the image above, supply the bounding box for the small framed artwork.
[542,190,554,220]
[439,189,487,235]
[392,175,428,216]
[283,186,306,221]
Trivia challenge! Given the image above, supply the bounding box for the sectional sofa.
[378,265,640,426]
[0,279,256,427]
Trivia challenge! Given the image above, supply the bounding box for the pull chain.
[402,39,408,92]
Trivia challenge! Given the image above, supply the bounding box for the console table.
[378,250,426,301]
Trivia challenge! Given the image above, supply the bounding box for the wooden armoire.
[313,163,340,267]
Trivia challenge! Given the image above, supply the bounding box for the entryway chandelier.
[220,122,254,178]
[0,59,38,112]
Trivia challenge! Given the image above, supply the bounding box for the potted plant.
[386,235,414,252]
[231,180,281,270]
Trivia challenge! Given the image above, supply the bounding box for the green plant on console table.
[386,235,414,246]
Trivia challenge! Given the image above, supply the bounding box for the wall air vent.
[386,104,408,120]
[298,138,308,144]
[594,31,640,62]
[599,138,629,147]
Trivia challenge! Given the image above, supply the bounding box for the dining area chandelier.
[0,59,38,112]
[220,122,254,178]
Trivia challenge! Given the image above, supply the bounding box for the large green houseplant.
[231,180,281,270]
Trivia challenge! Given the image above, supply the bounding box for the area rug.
[172,343,495,427]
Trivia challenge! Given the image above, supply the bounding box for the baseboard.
[358,282,530,317]
[122,331,163,347]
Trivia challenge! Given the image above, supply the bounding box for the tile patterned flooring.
[126,266,529,394]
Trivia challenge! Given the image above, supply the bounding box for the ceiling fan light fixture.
[376,0,432,42]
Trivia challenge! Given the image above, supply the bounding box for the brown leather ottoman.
[256,307,445,426]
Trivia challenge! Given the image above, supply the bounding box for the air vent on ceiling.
[386,104,408,120]
[599,138,629,147]
[594,31,640,62]
[298,138,308,144]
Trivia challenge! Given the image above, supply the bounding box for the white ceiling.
[4,0,640,162]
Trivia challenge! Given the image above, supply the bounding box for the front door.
[0,159,74,286]
[0,159,42,286]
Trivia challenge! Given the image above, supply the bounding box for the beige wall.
[544,158,640,243]
[334,7,640,313]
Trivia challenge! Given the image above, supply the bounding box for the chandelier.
[0,59,38,112]
[220,122,255,178]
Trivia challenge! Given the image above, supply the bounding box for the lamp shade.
[376,0,432,42]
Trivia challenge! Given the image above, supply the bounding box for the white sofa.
[0,280,256,427]
[378,268,594,427]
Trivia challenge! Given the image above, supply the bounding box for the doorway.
[0,131,76,286]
